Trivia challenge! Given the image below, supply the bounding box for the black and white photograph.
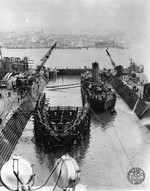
[0,0,150,190]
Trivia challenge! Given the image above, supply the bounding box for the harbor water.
[2,47,150,190]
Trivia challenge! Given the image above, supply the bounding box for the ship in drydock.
[81,61,116,113]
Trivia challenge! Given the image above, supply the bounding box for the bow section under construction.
[34,89,90,147]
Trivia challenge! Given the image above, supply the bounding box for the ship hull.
[89,96,116,112]
[81,73,116,113]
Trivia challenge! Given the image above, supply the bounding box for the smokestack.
[92,62,99,82]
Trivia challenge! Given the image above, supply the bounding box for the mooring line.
[105,106,147,191]
[105,106,134,168]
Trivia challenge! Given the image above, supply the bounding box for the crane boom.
[36,42,57,72]
[106,49,116,69]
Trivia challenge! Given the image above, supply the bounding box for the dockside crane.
[16,42,57,93]
[106,49,123,76]
[106,49,117,69]
[35,42,57,72]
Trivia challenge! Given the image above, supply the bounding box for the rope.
[89,105,143,184]
[31,158,62,190]
[52,160,64,191]
[105,106,134,167]
[105,105,147,191]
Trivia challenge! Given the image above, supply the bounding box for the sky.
[0,0,149,37]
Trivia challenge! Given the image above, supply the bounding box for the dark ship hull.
[81,62,116,113]
[89,94,116,112]
[81,73,116,112]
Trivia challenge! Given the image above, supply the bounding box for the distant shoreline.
[3,45,127,50]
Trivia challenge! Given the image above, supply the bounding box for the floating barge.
[34,92,90,147]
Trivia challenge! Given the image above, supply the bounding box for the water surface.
[4,48,150,190]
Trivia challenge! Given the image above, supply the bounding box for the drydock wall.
[0,95,35,169]
[109,76,150,129]
[0,75,47,168]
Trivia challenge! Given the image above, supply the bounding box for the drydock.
[1,48,150,190]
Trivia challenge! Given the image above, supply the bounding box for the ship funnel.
[92,62,99,82]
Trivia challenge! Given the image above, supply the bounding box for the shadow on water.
[90,109,117,130]
[34,130,91,168]
[32,106,116,174]
[33,108,116,171]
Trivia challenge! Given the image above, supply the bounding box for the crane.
[106,49,116,69]
[106,49,123,76]
[15,42,57,92]
[36,42,57,72]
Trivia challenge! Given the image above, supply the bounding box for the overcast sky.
[0,0,149,38]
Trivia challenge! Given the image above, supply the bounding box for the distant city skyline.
[0,0,150,45]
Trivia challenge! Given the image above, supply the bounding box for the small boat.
[34,93,90,147]
[81,62,116,113]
